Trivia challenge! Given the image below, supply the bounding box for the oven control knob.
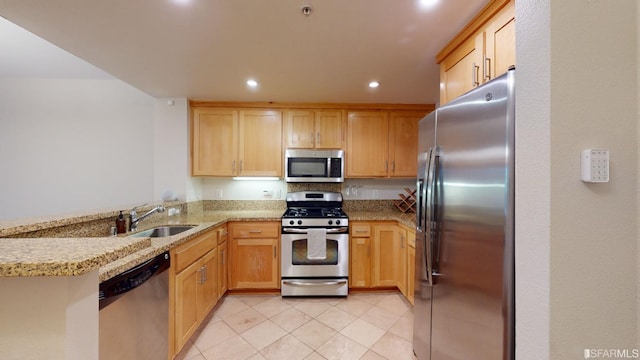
[297,220,303,225]
[336,220,341,225]
[289,220,294,225]
[328,220,333,225]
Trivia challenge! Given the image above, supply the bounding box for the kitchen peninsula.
[0,201,415,360]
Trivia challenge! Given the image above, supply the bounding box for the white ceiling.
[0,0,488,104]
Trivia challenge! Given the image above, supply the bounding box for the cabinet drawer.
[216,226,228,245]
[230,222,279,238]
[174,231,217,273]
[351,224,371,237]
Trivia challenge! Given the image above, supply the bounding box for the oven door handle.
[282,280,348,286]
[282,227,348,234]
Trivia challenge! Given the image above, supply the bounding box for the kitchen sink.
[130,225,196,238]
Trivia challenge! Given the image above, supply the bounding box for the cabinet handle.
[484,57,491,80]
[317,132,321,145]
[232,160,236,172]
[222,250,225,265]
[249,230,262,234]
[472,62,480,87]
[355,230,368,233]
[385,161,388,171]
[239,160,243,172]
[197,268,203,284]
[392,161,395,172]
[274,246,277,258]
[367,246,370,258]
[202,265,207,282]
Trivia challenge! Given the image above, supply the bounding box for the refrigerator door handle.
[424,147,437,287]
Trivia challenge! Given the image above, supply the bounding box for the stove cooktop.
[282,191,348,228]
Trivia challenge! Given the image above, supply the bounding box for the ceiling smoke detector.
[301,5,313,16]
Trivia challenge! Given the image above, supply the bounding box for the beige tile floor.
[176,292,415,360]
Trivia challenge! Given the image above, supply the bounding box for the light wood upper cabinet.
[347,111,422,178]
[437,0,515,105]
[484,1,515,82]
[284,110,344,149]
[191,108,282,177]
[347,112,389,177]
[439,34,484,105]
[192,108,238,176]
[389,113,421,177]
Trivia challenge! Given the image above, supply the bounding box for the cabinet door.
[439,33,484,105]
[197,249,217,320]
[230,238,279,289]
[372,224,399,287]
[347,112,389,177]
[174,260,201,351]
[408,243,415,305]
[284,110,315,148]
[389,113,421,178]
[396,228,408,296]
[192,108,238,176]
[350,236,371,288]
[238,110,282,177]
[484,1,515,81]
[217,241,228,300]
[315,111,343,149]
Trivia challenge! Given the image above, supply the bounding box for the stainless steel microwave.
[284,149,344,183]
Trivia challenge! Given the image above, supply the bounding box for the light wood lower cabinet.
[408,234,416,305]
[350,223,372,288]
[372,223,401,287]
[396,226,408,296]
[217,225,228,300]
[170,229,218,357]
[350,221,403,289]
[228,222,280,289]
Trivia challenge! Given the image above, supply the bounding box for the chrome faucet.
[129,204,166,232]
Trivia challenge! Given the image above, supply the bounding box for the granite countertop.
[0,209,414,281]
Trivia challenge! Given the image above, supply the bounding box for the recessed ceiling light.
[247,79,258,87]
[419,0,439,8]
[369,81,380,88]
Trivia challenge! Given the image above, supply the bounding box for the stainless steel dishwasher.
[99,251,170,360]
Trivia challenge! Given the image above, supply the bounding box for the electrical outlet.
[275,189,282,198]
[263,189,273,198]
[215,189,223,199]
[373,190,379,198]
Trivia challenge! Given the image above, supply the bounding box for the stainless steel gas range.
[281,191,349,297]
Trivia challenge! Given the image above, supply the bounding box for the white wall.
[515,0,551,357]
[517,1,638,359]
[0,78,156,220]
[153,98,193,202]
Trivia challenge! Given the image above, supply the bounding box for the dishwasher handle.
[99,251,170,309]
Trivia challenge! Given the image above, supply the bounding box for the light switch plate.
[581,149,609,183]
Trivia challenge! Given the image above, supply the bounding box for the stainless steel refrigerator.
[413,69,515,360]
